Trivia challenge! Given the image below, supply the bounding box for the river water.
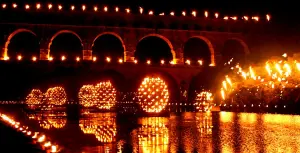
[2,106,300,153]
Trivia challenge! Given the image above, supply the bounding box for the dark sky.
[2,0,298,23]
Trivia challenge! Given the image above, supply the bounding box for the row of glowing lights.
[219,53,300,101]
[1,3,271,21]
[3,55,207,65]
[0,113,58,152]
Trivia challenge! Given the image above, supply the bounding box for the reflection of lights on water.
[29,112,67,130]
[44,87,67,105]
[132,117,169,153]
[195,91,213,112]
[79,113,116,143]
[26,89,43,105]
[137,77,169,113]
[78,81,117,110]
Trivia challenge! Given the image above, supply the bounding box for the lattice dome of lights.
[44,87,67,105]
[195,91,213,112]
[137,77,169,113]
[26,89,43,105]
[79,113,116,143]
[78,81,117,110]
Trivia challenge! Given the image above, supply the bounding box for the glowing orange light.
[170,11,174,16]
[36,3,41,9]
[76,57,80,62]
[17,55,22,61]
[198,60,203,65]
[118,58,123,63]
[58,5,62,10]
[224,16,229,20]
[170,60,176,65]
[159,12,164,16]
[182,11,186,16]
[231,16,237,20]
[134,59,138,64]
[82,5,86,11]
[71,5,75,11]
[106,57,111,62]
[125,8,130,13]
[115,7,119,12]
[149,10,153,15]
[48,56,53,61]
[94,6,98,11]
[160,60,165,64]
[25,4,30,9]
[139,7,143,14]
[243,16,249,21]
[12,3,17,8]
[185,59,191,65]
[204,11,208,17]
[48,4,52,9]
[252,16,259,21]
[147,60,151,64]
[4,56,10,61]
[32,56,37,61]
[266,14,271,21]
[104,6,108,12]
[192,11,196,17]
[61,56,66,61]
[93,56,97,62]
[215,13,219,18]
[2,4,6,9]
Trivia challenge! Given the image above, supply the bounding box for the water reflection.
[28,111,67,130]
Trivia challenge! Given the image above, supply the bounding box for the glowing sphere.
[26,89,43,105]
[44,87,67,105]
[94,81,117,110]
[78,85,95,107]
[137,77,169,113]
[195,91,213,112]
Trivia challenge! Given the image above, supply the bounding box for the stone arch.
[184,36,215,66]
[137,34,176,63]
[91,32,126,61]
[3,29,37,58]
[222,38,250,64]
[48,30,83,58]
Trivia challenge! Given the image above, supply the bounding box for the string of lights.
[1,3,271,22]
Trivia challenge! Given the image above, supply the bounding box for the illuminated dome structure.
[26,89,43,106]
[79,113,116,143]
[137,77,169,113]
[195,91,213,112]
[131,117,169,153]
[44,87,67,105]
[78,81,117,110]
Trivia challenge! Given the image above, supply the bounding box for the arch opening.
[135,35,174,64]
[92,33,125,62]
[49,31,83,60]
[5,30,39,60]
[222,39,248,65]
[183,37,214,66]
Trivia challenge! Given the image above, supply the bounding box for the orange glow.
[170,61,176,65]
[106,57,111,62]
[215,13,219,18]
[192,11,196,17]
[170,11,174,16]
[82,5,86,11]
[118,58,123,63]
[204,11,208,17]
[25,4,30,9]
[115,7,119,12]
[58,5,62,10]
[147,60,151,65]
[198,60,203,65]
[185,59,191,65]
[149,10,153,15]
[224,16,229,20]
[266,14,271,21]
[36,3,41,9]
[252,16,259,21]
[76,57,80,62]
[12,3,17,8]
[48,56,53,61]
[159,12,164,16]
[93,56,97,62]
[17,55,22,61]
[48,4,52,9]
[126,8,130,13]
[231,16,237,20]
[61,56,66,61]
[160,60,165,65]
[182,11,186,16]
[71,5,75,10]
[134,59,138,64]
[104,6,108,12]
[243,16,249,21]
[4,56,9,61]
[139,7,143,14]
[32,56,37,62]
[2,4,6,9]
[94,6,98,11]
